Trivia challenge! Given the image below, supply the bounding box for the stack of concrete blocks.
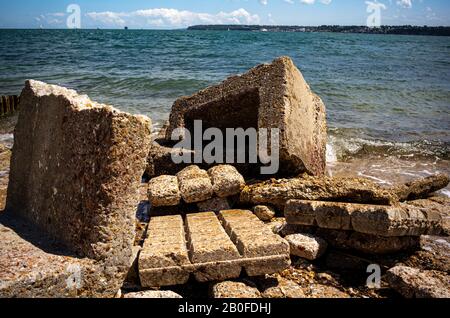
[148,164,245,213]
[283,200,443,255]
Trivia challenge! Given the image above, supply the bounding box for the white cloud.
[259,0,268,5]
[86,8,260,28]
[284,0,294,4]
[300,0,332,5]
[397,0,412,9]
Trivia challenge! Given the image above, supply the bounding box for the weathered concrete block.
[253,205,276,222]
[208,165,245,198]
[197,196,231,212]
[4,80,151,296]
[285,233,328,260]
[385,266,450,298]
[139,215,191,287]
[241,175,397,208]
[177,165,213,203]
[165,56,327,176]
[148,175,181,207]
[219,210,290,276]
[285,200,442,237]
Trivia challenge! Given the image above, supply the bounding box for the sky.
[0,0,449,29]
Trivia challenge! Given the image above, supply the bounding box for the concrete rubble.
[1,80,152,297]
[1,59,450,299]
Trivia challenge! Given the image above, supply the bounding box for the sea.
[0,29,449,194]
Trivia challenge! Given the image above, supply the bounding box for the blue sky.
[0,0,449,28]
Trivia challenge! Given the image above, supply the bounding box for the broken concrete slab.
[208,165,245,198]
[165,56,327,176]
[4,80,152,296]
[148,175,181,207]
[395,174,450,201]
[385,266,450,298]
[241,175,398,208]
[285,200,442,237]
[145,142,194,178]
[211,280,262,298]
[177,165,213,203]
[285,233,328,260]
[197,196,231,212]
[139,210,290,287]
[253,205,276,222]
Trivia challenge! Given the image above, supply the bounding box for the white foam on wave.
[439,189,450,198]
[0,134,13,143]
[326,142,337,164]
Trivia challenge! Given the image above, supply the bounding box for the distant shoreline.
[1,25,450,37]
[188,25,450,36]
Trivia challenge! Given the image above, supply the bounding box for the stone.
[123,290,182,298]
[211,281,261,298]
[285,200,442,237]
[253,205,276,222]
[307,284,350,298]
[395,174,450,201]
[197,196,231,212]
[316,228,420,255]
[145,142,193,178]
[165,56,327,176]
[385,266,450,298]
[4,80,151,296]
[258,276,306,298]
[241,175,398,208]
[0,216,117,297]
[177,165,213,203]
[139,210,291,287]
[285,234,328,260]
[406,197,450,235]
[208,165,245,198]
[148,175,181,207]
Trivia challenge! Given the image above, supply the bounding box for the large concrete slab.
[138,210,290,287]
[4,80,152,296]
[285,200,442,237]
[165,56,327,176]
